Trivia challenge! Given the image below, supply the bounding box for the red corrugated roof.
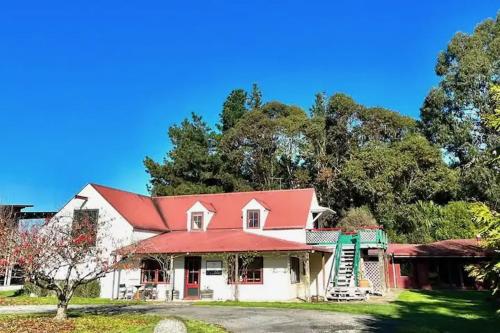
[388,239,492,258]
[90,184,315,232]
[153,189,315,231]
[91,184,168,231]
[133,229,324,254]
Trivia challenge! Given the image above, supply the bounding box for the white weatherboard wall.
[54,184,160,299]
[117,254,307,301]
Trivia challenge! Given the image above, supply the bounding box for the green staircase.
[326,232,366,301]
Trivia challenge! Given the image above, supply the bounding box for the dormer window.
[247,210,260,229]
[191,212,204,231]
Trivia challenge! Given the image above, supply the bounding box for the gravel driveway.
[0,303,395,332]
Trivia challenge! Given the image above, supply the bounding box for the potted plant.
[200,288,214,300]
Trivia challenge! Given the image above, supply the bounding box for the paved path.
[0,303,395,332]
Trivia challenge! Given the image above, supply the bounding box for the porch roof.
[132,229,331,254]
[388,239,493,258]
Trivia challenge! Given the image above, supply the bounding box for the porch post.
[304,252,311,302]
[321,253,326,296]
[169,255,175,301]
[458,262,465,289]
[234,253,239,301]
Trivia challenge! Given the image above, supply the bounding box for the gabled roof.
[91,184,168,232]
[153,188,315,230]
[133,229,328,254]
[388,239,493,258]
[90,184,315,232]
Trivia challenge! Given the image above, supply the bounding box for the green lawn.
[197,290,500,333]
[0,313,227,333]
[0,290,144,306]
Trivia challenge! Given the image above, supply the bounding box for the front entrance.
[184,256,202,299]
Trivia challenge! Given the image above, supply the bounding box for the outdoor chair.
[118,284,127,299]
[125,286,135,299]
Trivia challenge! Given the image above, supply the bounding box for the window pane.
[290,257,300,283]
[247,210,260,228]
[191,213,203,230]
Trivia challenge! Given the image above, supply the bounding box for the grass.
[196,290,500,333]
[0,312,227,333]
[0,290,144,306]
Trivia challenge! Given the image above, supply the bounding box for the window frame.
[246,209,260,229]
[290,256,301,284]
[228,256,264,285]
[140,259,170,284]
[72,209,99,246]
[190,212,204,231]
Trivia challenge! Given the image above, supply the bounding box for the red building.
[387,239,493,290]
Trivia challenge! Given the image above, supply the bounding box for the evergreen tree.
[218,89,248,133]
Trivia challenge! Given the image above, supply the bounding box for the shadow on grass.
[66,291,500,333]
[356,290,499,333]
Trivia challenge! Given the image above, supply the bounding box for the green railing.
[332,238,344,287]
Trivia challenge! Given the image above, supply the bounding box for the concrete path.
[0,303,395,332]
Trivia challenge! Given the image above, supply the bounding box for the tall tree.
[218,89,248,133]
[309,92,327,117]
[144,113,223,195]
[420,14,500,162]
[247,83,263,110]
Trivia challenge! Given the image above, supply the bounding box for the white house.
[56,184,338,301]
[55,183,390,301]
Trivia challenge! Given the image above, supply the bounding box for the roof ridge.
[152,187,315,199]
[90,183,151,198]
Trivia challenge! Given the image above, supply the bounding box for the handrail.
[352,234,361,287]
[332,239,343,287]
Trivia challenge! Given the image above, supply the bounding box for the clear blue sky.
[0,1,498,211]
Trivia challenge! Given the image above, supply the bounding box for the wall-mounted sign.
[206,260,223,275]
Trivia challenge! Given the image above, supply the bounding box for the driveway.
[0,303,395,332]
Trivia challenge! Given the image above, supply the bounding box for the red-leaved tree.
[13,213,128,320]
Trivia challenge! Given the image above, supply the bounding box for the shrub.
[337,207,378,232]
[73,280,100,298]
[22,280,100,298]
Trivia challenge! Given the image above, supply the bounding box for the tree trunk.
[55,301,68,320]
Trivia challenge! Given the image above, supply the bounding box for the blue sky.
[0,1,498,211]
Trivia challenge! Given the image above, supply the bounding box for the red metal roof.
[91,184,168,231]
[91,184,315,232]
[153,189,315,231]
[388,239,492,258]
[133,229,324,254]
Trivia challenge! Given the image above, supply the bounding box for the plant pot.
[359,279,370,288]
[200,289,214,300]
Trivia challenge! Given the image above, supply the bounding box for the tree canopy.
[145,14,499,245]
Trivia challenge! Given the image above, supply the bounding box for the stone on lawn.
[154,318,187,333]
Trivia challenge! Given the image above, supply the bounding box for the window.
[247,210,260,229]
[191,212,204,230]
[400,261,413,277]
[290,257,300,283]
[229,256,263,284]
[140,259,170,284]
[73,209,98,246]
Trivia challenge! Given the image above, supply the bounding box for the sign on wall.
[206,260,223,275]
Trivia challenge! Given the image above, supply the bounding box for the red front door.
[184,256,201,299]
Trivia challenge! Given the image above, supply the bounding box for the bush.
[22,280,100,298]
[22,282,50,297]
[337,207,378,232]
[73,280,100,298]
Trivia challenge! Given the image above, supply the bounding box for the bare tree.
[14,214,130,320]
[0,206,18,285]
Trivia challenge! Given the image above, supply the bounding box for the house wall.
[53,185,161,299]
[115,253,322,301]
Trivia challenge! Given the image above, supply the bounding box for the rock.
[154,318,187,333]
